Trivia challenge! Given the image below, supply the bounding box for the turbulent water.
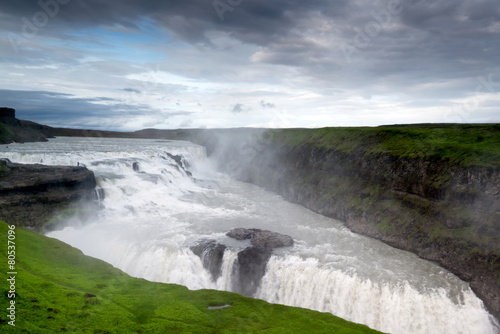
[1,137,498,334]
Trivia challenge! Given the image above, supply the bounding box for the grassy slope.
[0,221,382,333]
[266,124,500,168]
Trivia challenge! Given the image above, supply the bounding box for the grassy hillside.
[0,221,381,333]
[265,124,500,168]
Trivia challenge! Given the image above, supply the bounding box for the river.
[1,137,498,334]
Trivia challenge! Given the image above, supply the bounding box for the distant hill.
[0,107,53,144]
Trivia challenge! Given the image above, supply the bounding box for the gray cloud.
[122,88,141,94]
[231,103,245,114]
[260,100,276,109]
[0,89,191,129]
[0,0,499,128]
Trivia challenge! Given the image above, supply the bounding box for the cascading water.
[1,137,498,334]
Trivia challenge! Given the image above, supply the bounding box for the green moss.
[0,221,382,333]
[0,122,15,144]
[0,163,8,177]
[377,218,395,232]
[267,124,500,168]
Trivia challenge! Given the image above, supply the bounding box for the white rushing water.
[1,137,498,334]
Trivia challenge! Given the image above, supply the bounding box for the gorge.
[1,134,498,333]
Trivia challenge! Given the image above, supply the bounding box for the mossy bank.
[0,221,381,333]
[206,124,500,321]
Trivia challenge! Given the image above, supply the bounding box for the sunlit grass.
[0,221,382,333]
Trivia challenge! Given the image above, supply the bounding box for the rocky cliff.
[0,107,53,144]
[207,125,500,321]
[0,159,97,231]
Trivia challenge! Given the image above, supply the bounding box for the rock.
[226,227,257,240]
[190,229,294,296]
[132,162,140,172]
[0,160,97,231]
[226,228,294,296]
[167,153,183,166]
[236,246,272,296]
[0,107,15,118]
[226,228,294,249]
[251,230,294,249]
[190,239,227,281]
[165,153,193,177]
[0,108,53,144]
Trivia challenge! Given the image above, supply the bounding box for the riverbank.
[205,124,500,321]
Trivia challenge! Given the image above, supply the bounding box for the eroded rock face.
[226,228,294,249]
[190,239,227,281]
[235,246,272,296]
[229,228,293,296]
[191,228,294,297]
[226,227,257,241]
[0,160,97,231]
[164,153,192,177]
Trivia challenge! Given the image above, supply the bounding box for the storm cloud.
[0,0,498,129]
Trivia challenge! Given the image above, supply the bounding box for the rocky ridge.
[0,159,97,231]
[0,107,53,144]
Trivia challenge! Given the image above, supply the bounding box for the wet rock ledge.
[0,159,96,231]
[191,228,294,297]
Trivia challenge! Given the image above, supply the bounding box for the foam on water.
[1,137,498,334]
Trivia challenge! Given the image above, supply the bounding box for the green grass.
[0,122,15,144]
[266,124,500,167]
[0,221,382,333]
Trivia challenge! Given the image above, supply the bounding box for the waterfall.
[256,255,497,334]
[1,137,498,334]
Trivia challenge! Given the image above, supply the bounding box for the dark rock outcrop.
[0,108,54,144]
[0,159,97,231]
[190,239,227,281]
[164,153,192,177]
[227,228,294,249]
[0,107,16,119]
[191,228,294,296]
[226,228,294,296]
[235,246,272,296]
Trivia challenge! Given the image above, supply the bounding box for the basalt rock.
[0,108,54,144]
[191,229,294,296]
[226,228,294,249]
[190,239,227,281]
[235,246,272,296]
[0,160,97,231]
[165,153,192,177]
[227,228,294,296]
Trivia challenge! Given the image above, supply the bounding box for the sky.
[0,0,499,131]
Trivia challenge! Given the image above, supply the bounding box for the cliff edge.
[208,124,500,321]
[0,159,97,231]
[0,107,53,144]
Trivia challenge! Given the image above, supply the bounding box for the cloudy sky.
[1,0,499,130]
